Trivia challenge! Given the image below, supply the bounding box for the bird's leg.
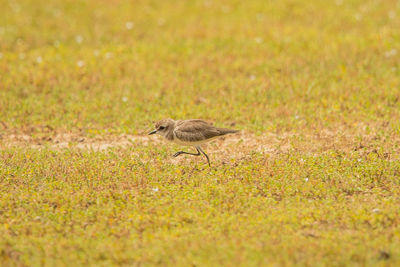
[173,147,201,158]
[197,146,210,167]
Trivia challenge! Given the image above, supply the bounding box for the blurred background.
[2,1,400,265]
[1,0,399,135]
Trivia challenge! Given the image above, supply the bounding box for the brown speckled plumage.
[149,118,239,166]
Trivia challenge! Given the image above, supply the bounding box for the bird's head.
[148,118,175,137]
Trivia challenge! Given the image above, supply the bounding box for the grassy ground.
[1,0,400,265]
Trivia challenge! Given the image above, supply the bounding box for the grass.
[1,0,400,265]
[1,146,400,265]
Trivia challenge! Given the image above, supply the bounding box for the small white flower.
[203,0,212,7]
[125,21,134,30]
[53,9,62,17]
[152,188,159,192]
[304,177,309,182]
[335,0,343,5]
[10,2,20,12]
[300,158,305,163]
[256,13,264,21]
[36,56,43,64]
[105,52,112,59]
[122,96,128,102]
[295,115,300,120]
[221,5,231,13]
[255,37,263,44]
[75,35,83,44]
[372,208,380,213]
[385,49,397,58]
[77,60,85,67]
[357,158,362,162]
[157,18,166,26]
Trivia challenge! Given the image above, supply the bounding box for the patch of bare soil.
[0,132,148,150]
[1,129,399,161]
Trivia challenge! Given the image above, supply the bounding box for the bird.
[148,118,239,166]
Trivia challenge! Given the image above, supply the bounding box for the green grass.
[1,0,400,265]
[1,146,400,266]
[1,0,400,134]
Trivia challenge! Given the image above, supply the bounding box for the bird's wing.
[174,120,221,142]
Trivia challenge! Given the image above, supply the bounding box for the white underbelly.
[171,135,220,146]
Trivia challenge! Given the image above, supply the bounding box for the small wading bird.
[149,118,239,166]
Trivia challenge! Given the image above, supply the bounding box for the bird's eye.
[159,126,165,130]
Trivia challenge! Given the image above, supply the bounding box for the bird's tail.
[217,128,240,135]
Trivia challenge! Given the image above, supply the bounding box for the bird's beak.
[148,130,157,135]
